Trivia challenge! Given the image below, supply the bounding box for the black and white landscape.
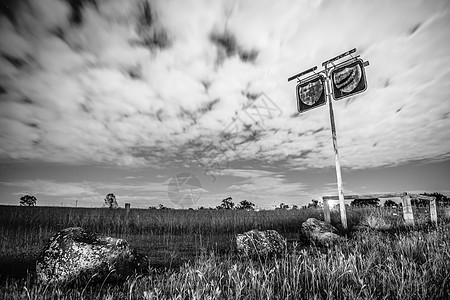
[1,1,450,299]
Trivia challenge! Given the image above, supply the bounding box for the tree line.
[18,192,450,208]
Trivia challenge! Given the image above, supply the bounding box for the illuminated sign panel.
[331,59,367,100]
[296,75,326,113]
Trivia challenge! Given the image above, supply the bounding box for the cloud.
[209,29,258,65]
[220,168,309,208]
[0,0,449,175]
[2,179,98,197]
[0,177,181,207]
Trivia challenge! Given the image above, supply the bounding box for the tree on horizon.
[20,195,37,206]
[104,193,118,209]
[421,192,450,207]
[307,199,320,208]
[236,200,255,210]
[384,199,398,208]
[351,198,380,207]
[216,197,234,210]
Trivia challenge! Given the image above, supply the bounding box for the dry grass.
[1,205,450,299]
[2,225,449,299]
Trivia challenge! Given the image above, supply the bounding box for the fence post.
[125,203,130,219]
[401,193,414,226]
[430,197,437,225]
[323,198,331,224]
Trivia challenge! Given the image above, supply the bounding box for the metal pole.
[325,71,347,230]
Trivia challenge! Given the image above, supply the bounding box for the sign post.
[288,48,369,230]
[324,71,347,229]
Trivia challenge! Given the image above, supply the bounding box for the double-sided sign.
[296,58,368,113]
[296,75,326,113]
[331,59,367,101]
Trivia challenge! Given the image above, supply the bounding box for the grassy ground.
[1,206,449,299]
[0,206,324,278]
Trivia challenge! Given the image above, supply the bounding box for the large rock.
[36,227,147,284]
[301,218,341,247]
[236,229,286,257]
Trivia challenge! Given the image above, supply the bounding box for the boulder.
[36,227,147,284]
[236,229,286,257]
[301,218,341,247]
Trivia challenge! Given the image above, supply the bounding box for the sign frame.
[296,74,327,113]
[331,58,367,101]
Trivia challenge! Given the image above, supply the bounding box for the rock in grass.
[236,229,286,257]
[36,227,148,284]
[301,218,341,247]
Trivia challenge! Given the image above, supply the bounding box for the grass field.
[1,205,449,299]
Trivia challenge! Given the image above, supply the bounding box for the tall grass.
[2,205,450,299]
[2,223,449,299]
[0,205,324,278]
[0,206,324,236]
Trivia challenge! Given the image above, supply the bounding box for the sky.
[0,0,449,209]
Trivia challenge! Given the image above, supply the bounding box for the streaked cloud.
[2,179,98,197]
[0,178,176,207]
[0,0,449,208]
[221,168,309,208]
